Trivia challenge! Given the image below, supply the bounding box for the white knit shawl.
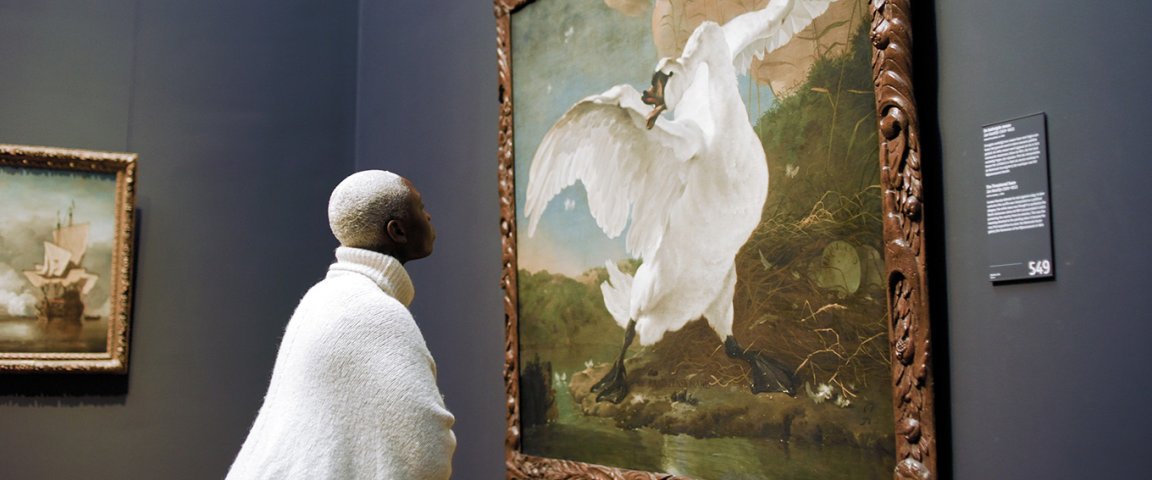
[227,247,455,479]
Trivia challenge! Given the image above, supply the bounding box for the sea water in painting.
[0,166,117,354]
[513,0,894,477]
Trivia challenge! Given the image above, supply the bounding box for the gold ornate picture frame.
[496,0,934,478]
[0,144,137,374]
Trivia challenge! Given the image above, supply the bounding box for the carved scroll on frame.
[497,0,935,478]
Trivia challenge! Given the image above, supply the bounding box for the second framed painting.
[0,145,137,374]
[497,0,935,478]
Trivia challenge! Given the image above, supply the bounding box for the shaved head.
[328,170,411,250]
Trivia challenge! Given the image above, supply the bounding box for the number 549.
[1028,259,1052,275]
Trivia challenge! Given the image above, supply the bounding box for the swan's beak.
[642,71,672,129]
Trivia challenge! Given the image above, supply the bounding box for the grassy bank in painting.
[518,263,892,448]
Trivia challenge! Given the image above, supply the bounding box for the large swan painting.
[524,0,835,403]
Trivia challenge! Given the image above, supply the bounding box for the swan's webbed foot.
[746,351,797,396]
[724,336,797,396]
[591,359,629,403]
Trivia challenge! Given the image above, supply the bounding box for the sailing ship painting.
[0,166,118,355]
[21,204,102,342]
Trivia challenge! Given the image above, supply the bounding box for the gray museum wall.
[354,0,506,477]
[2,1,1150,479]
[929,1,1152,478]
[0,0,358,478]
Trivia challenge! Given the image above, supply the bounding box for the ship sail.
[53,222,89,265]
[44,241,74,276]
[60,268,99,295]
[23,270,48,288]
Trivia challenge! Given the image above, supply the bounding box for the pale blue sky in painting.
[512,0,775,277]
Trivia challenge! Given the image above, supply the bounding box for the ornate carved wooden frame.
[0,144,137,374]
[495,0,935,478]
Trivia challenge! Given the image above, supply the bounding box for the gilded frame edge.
[0,144,138,375]
[494,0,937,477]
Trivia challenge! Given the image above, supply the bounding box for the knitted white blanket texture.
[227,247,455,479]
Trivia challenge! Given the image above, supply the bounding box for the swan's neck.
[686,23,742,105]
[681,22,736,78]
[663,21,751,146]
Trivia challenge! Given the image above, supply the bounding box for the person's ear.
[386,219,408,244]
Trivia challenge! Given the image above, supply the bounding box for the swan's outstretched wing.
[723,0,835,74]
[524,84,703,260]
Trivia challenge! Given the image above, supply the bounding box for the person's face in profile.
[400,179,435,261]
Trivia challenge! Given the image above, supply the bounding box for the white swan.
[524,0,834,402]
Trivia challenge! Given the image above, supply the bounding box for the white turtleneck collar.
[327,247,415,307]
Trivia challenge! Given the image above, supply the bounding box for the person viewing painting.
[228,170,454,479]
